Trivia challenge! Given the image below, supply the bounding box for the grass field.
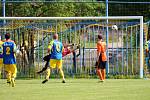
[0,79,150,100]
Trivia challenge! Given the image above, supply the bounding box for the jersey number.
[6,47,10,55]
[56,43,61,52]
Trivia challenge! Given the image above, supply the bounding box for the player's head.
[98,34,103,40]
[5,33,11,40]
[53,33,58,40]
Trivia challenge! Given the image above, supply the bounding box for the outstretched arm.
[62,43,80,57]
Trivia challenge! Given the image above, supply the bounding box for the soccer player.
[145,34,150,71]
[2,33,17,87]
[42,33,65,83]
[0,36,4,78]
[36,43,79,75]
[96,34,107,82]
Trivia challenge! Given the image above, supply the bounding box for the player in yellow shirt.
[42,33,65,83]
[3,33,17,87]
[0,36,4,78]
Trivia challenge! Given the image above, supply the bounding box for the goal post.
[0,16,144,78]
[140,16,144,78]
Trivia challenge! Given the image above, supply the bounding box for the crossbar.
[0,16,143,20]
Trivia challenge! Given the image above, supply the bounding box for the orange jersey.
[97,41,107,61]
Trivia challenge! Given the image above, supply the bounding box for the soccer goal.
[0,16,143,78]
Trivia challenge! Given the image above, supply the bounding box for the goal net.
[0,16,143,78]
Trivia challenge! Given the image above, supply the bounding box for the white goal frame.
[0,16,144,78]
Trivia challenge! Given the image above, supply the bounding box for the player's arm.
[13,43,17,53]
[97,42,102,62]
[95,43,101,67]
[47,40,54,54]
[0,41,4,54]
[75,44,81,57]
[67,43,79,52]
[62,43,78,57]
[96,43,101,66]
[62,43,80,57]
[62,47,71,57]
[145,41,149,53]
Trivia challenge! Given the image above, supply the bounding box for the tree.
[4,1,105,17]
[108,0,150,21]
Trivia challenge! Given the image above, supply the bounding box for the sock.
[45,68,50,80]
[11,78,15,87]
[59,69,65,80]
[12,72,17,79]
[7,72,11,82]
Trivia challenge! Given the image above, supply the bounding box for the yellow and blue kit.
[2,40,17,64]
[0,40,4,76]
[48,40,63,60]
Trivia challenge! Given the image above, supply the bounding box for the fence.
[0,17,144,78]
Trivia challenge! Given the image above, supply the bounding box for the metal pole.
[2,0,5,17]
[106,0,109,78]
[2,0,6,22]
[2,0,5,78]
[2,0,6,33]
[140,17,143,78]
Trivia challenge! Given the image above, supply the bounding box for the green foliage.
[109,1,150,21]
[5,1,105,17]
[0,0,150,21]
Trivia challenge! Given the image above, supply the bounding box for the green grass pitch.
[0,79,150,100]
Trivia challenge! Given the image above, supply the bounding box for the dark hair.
[5,33,10,39]
[98,34,103,40]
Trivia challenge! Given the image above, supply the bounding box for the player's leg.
[96,68,103,81]
[45,68,50,80]
[101,69,106,80]
[6,72,11,84]
[101,61,106,81]
[37,61,49,74]
[96,60,103,81]
[0,67,1,78]
[37,54,51,74]
[42,59,56,84]
[42,68,50,84]
[4,65,11,84]
[10,64,17,87]
[96,55,104,82]
[57,60,65,83]
[0,59,3,78]
[0,66,2,78]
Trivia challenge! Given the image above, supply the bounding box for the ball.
[112,25,118,30]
